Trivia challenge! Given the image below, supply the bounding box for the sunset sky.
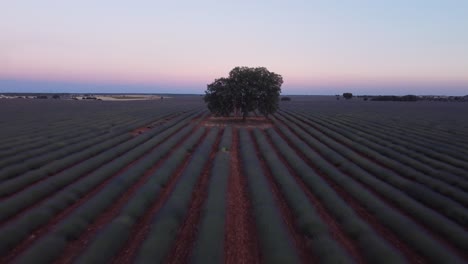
[1,0,467,95]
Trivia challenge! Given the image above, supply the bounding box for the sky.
[1,0,467,95]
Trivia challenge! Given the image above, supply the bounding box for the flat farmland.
[0,96,467,263]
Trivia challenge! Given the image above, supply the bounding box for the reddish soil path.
[0,120,192,263]
[111,128,209,264]
[224,128,261,264]
[130,127,151,136]
[165,128,224,263]
[53,125,200,264]
[201,116,273,130]
[271,125,426,264]
[250,130,314,263]
[262,128,366,264]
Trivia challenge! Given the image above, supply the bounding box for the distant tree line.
[419,95,468,102]
[351,95,468,102]
[370,95,419,101]
[35,94,61,99]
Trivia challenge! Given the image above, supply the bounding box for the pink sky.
[1,1,467,95]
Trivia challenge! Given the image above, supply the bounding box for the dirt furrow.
[225,128,261,264]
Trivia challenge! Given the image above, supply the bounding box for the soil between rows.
[202,116,273,130]
[224,128,261,264]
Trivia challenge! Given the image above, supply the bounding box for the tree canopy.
[204,66,283,121]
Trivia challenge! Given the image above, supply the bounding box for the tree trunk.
[242,112,247,122]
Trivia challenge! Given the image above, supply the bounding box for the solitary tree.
[204,67,283,121]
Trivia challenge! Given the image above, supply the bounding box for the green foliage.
[204,67,283,120]
[204,78,234,117]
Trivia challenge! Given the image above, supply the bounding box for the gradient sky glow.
[1,0,467,95]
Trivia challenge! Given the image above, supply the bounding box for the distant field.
[0,96,467,263]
